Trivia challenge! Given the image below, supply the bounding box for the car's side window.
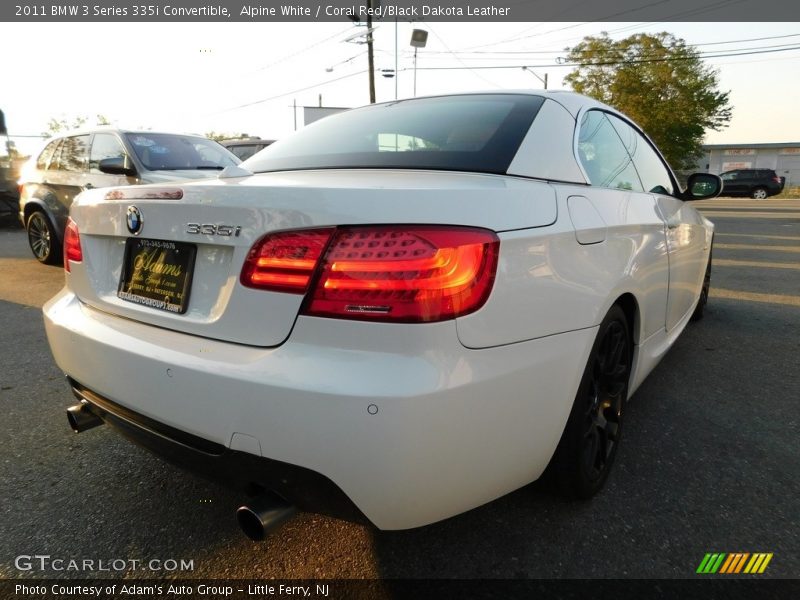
[36,139,61,170]
[49,140,66,171]
[720,172,735,181]
[606,114,674,196]
[57,135,90,173]
[89,134,127,173]
[577,110,643,192]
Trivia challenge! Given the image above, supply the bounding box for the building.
[701,142,800,187]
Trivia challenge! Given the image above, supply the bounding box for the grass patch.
[774,186,800,199]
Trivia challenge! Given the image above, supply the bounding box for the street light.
[410,29,428,97]
[522,66,548,89]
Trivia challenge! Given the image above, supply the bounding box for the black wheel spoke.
[579,314,630,482]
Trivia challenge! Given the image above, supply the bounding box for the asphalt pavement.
[0,199,798,581]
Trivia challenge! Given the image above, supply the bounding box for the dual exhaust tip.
[66,402,296,540]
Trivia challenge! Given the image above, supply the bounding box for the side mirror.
[99,155,136,177]
[682,173,721,201]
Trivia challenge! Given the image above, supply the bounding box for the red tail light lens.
[63,218,82,272]
[305,226,499,322]
[240,228,334,293]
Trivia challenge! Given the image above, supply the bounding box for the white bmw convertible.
[44,91,720,538]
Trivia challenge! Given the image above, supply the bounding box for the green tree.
[43,114,111,138]
[205,131,252,142]
[563,32,732,171]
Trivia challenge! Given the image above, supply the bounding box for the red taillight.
[307,226,499,322]
[773,176,781,183]
[63,218,82,272]
[241,225,500,322]
[240,228,334,293]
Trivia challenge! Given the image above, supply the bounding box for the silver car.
[18,128,240,263]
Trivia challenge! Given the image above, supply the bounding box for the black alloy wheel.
[551,305,631,499]
[27,211,61,265]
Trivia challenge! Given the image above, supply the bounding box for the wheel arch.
[607,292,640,404]
[23,199,63,245]
[614,292,639,348]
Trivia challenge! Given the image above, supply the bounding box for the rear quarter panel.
[457,184,670,348]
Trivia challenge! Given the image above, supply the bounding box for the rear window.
[244,94,545,175]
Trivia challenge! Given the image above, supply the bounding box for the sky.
[1,20,799,156]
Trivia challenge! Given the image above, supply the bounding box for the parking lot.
[0,197,798,580]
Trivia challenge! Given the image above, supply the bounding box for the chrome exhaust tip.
[236,493,297,541]
[66,402,103,433]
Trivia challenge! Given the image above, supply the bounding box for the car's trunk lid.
[68,169,557,347]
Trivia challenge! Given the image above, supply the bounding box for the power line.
[213,69,368,114]
[425,23,501,89]
[414,33,800,56]
[458,0,675,51]
[398,41,800,68]
[245,25,357,75]
[403,44,800,71]
[212,36,800,115]
[457,0,748,53]
[409,41,800,63]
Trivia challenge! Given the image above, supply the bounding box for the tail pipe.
[236,493,297,541]
[67,401,103,433]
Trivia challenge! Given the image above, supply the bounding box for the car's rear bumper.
[68,379,369,524]
[44,288,595,529]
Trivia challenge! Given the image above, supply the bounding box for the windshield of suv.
[125,133,239,171]
[243,94,545,175]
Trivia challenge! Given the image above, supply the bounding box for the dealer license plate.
[117,238,196,314]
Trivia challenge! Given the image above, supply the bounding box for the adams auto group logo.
[696,552,773,574]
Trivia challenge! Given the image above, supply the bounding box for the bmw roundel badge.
[126,205,143,235]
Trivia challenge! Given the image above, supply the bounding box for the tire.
[751,187,768,199]
[691,247,712,322]
[26,210,61,265]
[550,305,631,499]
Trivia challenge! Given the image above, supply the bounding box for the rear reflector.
[306,226,499,322]
[64,218,82,272]
[240,228,334,293]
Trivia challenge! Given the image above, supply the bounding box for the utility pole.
[366,0,376,103]
[394,18,398,100]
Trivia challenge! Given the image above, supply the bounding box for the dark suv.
[719,169,785,199]
[18,129,240,264]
